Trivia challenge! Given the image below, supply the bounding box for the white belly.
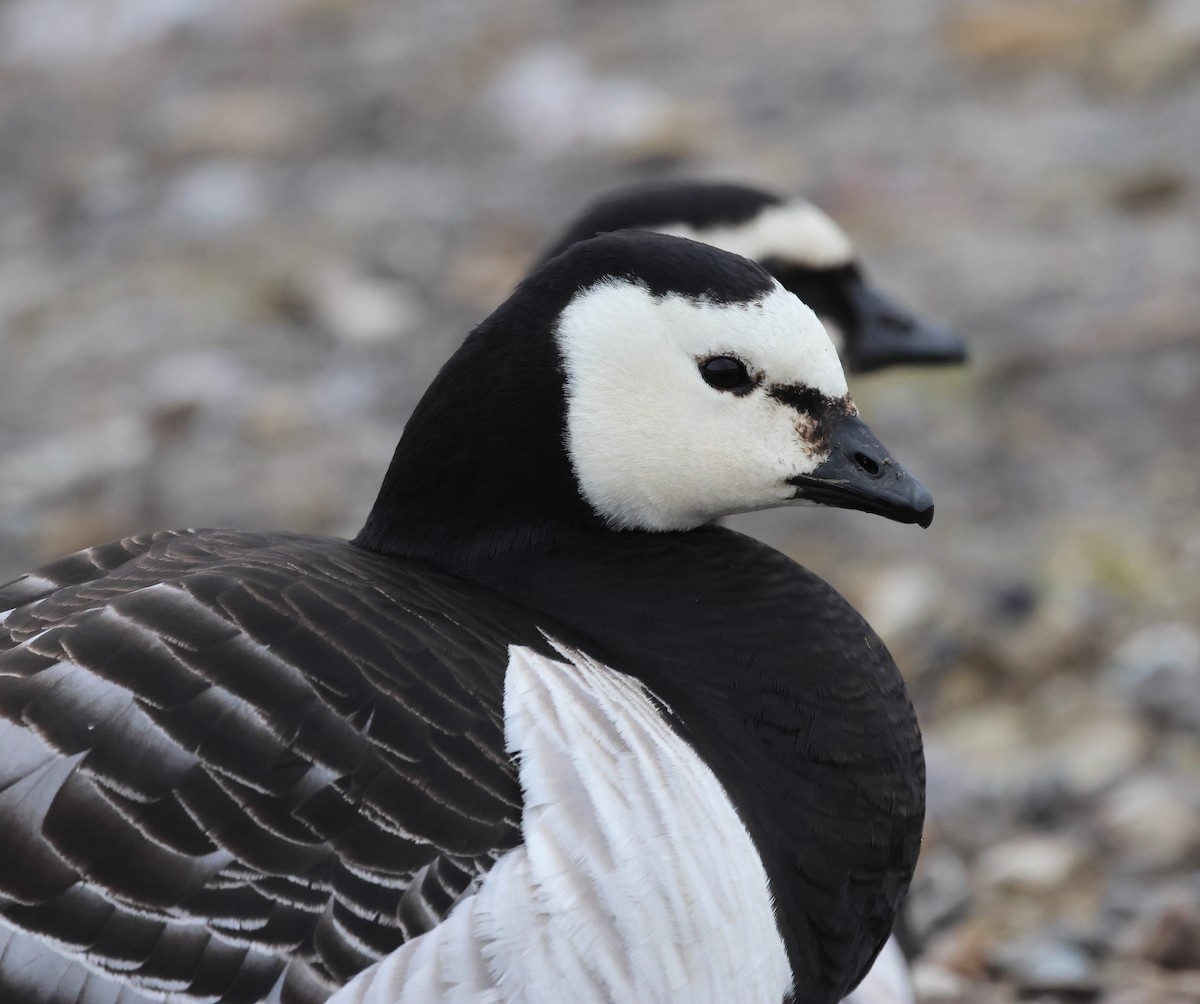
[328,638,792,1004]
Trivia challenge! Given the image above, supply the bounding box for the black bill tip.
[789,415,934,528]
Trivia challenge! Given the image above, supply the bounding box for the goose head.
[540,180,967,375]
[357,231,932,564]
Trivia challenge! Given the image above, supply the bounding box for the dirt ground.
[2,1,1199,999]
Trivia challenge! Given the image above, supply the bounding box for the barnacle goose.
[0,232,931,1004]
[540,180,966,375]
[547,186,951,1004]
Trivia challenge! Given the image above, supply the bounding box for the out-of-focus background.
[1,0,1198,999]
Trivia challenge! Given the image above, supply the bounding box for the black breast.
[472,523,926,1004]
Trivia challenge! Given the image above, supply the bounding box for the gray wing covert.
[0,530,534,1003]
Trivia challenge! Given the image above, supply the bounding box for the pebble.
[976,833,1092,896]
[154,88,327,160]
[943,0,1133,69]
[1108,623,1200,734]
[1117,886,1200,972]
[1049,707,1148,799]
[906,846,973,946]
[929,704,1033,786]
[162,160,270,235]
[0,0,219,65]
[142,351,247,415]
[1099,0,1200,95]
[1109,167,1190,215]
[1,415,154,512]
[910,962,969,1002]
[1097,777,1200,873]
[859,564,941,640]
[987,933,1101,996]
[287,263,423,345]
[920,920,993,980]
[482,45,688,159]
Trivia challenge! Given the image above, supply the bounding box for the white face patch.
[656,198,856,270]
[557,279,850,531]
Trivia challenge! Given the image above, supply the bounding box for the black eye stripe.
[699,356,754,394]
[768,386,855,455]
[769,384,842,415]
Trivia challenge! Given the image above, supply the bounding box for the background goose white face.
[656,199,855,270]
[558,278,851,531]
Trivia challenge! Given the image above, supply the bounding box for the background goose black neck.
[469,523,926,1003]
[354,232,777,568]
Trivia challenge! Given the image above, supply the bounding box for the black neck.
[353,281,604,567]
[354,231,778,568]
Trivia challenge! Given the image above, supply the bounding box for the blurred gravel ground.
[1,1,1199,1000]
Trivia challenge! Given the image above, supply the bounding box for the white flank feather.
[326,639,792,1004]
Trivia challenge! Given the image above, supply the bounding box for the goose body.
[0,233,929,1004]
[541,180,966,374]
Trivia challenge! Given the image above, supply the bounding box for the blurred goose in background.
[0,233,929,1004]
[540,179,966,375]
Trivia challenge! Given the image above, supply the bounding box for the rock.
[244,388,311,443]
[920,920,994,981]
[1097,777,1200,872]
[1050,707,1147,799]
[859,564,942,641]
[284,263,423,345]
[1157,0,1200,39]
[0,0,217,66]
[142,351,247,415]
[931,704,1037,789]
[153,88,327,160]
[920,740,1033,855]
[162,160,270,235]
[976,833,1093,895]
[1108,623,1200,733]
[481,45,692,160]
[987,933,1101,996]
[33,504,142,565]
[1129,895,1200,972]
[446,245,535,314]
[987,579,1040,626]
[77,151,145,222]
[1137,902,1200,969]
[1,415,154,511]
[1098,0,1200,95]
[943,0,1136,69]
[906,846,973,946]
[910,962,969,1002]
[1102,968,1200,1004]
[1109,168,1190,215]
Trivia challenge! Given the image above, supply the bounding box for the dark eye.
[700,356,754,394]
